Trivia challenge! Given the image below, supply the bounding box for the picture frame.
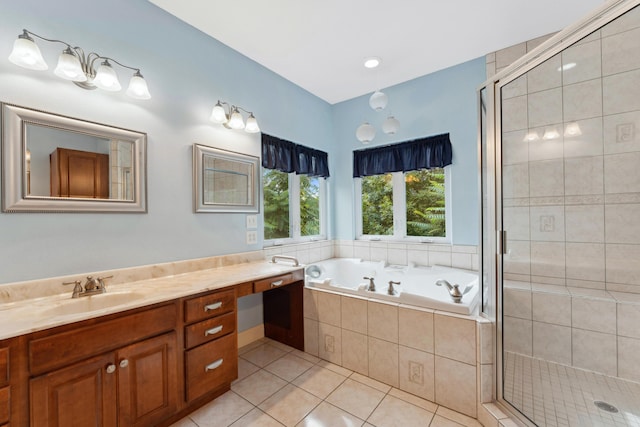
[193,143,260,213]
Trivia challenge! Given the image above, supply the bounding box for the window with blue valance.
[261,134,330,178]
[353,133,452,178]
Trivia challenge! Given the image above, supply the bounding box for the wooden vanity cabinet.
[28,303,178,427]
[0,344,10,426]
[183,288,238,403]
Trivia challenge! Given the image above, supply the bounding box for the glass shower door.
[498,4,640,426]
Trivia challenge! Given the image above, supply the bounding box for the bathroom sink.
[40,292,147,316]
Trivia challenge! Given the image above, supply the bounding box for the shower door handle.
[498,230,507,255]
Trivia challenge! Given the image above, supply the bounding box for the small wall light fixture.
[210,100,260,133]
[8,29,151,99]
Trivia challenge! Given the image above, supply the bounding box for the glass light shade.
[126,72,151,99]
[228,108,245,129]
[382,116,400,134]
[210,102,228,123]
[93,61,121,91]
[356,122,376,143]
[8,36,48,70]
[369,90,388,111]
[542,127,560,140]
[564,122,582,137]
[54,49,87,82]
[523,131,540,142]
[244,114,260,133]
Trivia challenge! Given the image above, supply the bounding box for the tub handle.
[388,280,401,295]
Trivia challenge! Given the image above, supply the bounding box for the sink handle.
[96,275,113,291]
[62,280,83,298]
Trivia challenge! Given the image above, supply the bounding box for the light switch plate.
[246,230,257,245]
[246,215,257,229]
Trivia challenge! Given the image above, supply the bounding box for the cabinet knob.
[106,364,116,374]
[119,359,129,368]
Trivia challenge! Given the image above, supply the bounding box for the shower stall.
[480,1,640,425]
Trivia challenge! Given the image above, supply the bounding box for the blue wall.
[0,0,334,286]
[0,0,485,331]
[331,58,486,245]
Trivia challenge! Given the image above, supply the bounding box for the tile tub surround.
[503,280,640,383]
[172,337,490,427]
[303,286,495,420]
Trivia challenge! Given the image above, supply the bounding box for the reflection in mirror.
[25,124,134,200]
[2,103,147,212]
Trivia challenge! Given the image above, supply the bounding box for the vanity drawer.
[29,304,176,375]
[184,311,235,349]
[184,289,235,324]
[254,269,303,293]
[185,333,237,402]
[0,386,9,425]
[0,348,7,386]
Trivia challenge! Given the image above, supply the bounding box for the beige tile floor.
[172,338,482,427]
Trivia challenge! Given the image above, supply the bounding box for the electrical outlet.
[324,335,335,353]
[246,230,257,245]
[246,215,257,229]
[409,361,424,385]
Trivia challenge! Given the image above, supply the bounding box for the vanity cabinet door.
[30,352,118,427]
[117,332,178,427]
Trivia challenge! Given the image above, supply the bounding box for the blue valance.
[262,134,330,178]
[353,133,452,178]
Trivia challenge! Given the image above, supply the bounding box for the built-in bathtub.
[305,258,479,315]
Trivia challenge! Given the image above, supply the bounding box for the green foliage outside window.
[362,174,393,235]
[263,169,290,239]
[300,176,320,236]
[406,168,446,237]
[263,170,322,240]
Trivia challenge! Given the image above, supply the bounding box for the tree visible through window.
[263,169,289,240]
[406,168,446,237]
[358,167,447,240]
[263,169,325,242]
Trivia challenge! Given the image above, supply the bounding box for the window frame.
[263,168,327,246]
[355,167,451,243]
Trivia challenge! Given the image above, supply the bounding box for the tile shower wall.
[303,287,494,419]
[496,6,640,383]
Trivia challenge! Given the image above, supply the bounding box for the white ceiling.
[150,0,606,104]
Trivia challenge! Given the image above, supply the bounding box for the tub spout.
[436,279,464,303]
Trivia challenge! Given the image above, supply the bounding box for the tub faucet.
[363,277,376,292]
[387,280,400,295]
[436,279,463,303]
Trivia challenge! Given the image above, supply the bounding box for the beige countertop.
[0,260,303,341]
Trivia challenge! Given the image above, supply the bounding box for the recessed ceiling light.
[364,57,381,69]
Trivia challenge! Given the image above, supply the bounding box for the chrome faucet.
[436,279,472,304]
[271,255,299,266]
[387,280,400,295]
[62,275,113,298]
[363,276,376,292]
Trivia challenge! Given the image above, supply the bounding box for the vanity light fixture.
[523,131,540,142]
[8,29,151,100]
[210,100,260,133]
[542,127,560,140]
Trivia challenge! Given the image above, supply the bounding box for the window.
[263,169,326,243]
[356,167,450,241]
[353,133,452,242]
